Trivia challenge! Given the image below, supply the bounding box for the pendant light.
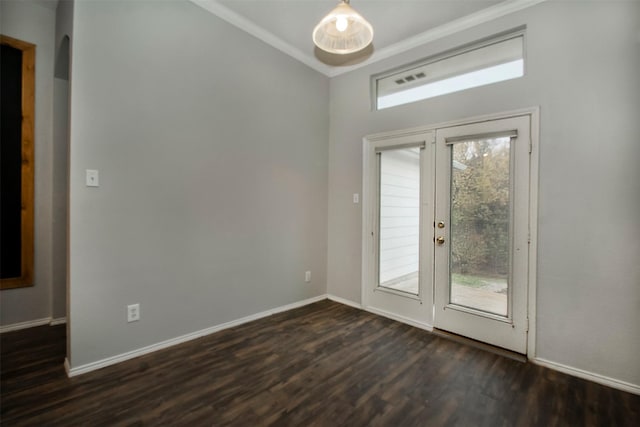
[312,0,373,54]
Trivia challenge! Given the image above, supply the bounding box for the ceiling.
[191,0,544,77]
[32,0,543,77]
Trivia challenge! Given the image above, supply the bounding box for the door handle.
[436,236,445,245]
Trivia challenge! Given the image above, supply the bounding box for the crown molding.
[190,0,548,78]
[326,0,548,77]
[190,0,334,76]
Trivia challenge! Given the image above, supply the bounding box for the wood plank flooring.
[1,300,638,426]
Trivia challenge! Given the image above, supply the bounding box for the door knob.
[436,236,445,245]
[437,221,445,229]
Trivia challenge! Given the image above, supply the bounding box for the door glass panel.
[449,137,510,316]
[378,147,420,295]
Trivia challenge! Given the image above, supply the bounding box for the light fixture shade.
[313,1,373,54]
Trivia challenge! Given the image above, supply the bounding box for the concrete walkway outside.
[382,272,508,316]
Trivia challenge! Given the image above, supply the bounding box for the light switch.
[353,193,359,204]
[86,169,99,187]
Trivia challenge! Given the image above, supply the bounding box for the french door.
[363,114,533,353]
[433,116,530,353]
[362,131,435,329]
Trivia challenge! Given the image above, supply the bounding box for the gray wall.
[327,0,640,386]
[67,0,329,367]
[52,0,74,321]
[0,0,56,326]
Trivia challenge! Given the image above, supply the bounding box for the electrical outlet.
[305,271,311,283]
[127,304,140,322]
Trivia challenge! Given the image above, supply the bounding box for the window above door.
[372,28,526,110]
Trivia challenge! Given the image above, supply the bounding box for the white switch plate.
[353,193,359,203]
[86,169,99,187]
[305,271,311,282]
[127,304,140,322]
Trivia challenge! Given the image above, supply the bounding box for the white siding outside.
[379,148,420,285]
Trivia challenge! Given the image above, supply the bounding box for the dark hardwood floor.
[1,300,638,426]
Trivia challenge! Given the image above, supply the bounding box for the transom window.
[373,29,525,110]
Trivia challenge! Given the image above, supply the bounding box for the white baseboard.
[59,294,640,396]
[269,294,328,315]
[532,357,640,396]
[364,305,433,332]
[0,317,52,333]
[327,294,362,309]
[50,317,67,326]
[328,295,433,332]
[0,316,67,333]
[67,294,327,377]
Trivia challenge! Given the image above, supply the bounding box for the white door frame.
[361,107,540,358]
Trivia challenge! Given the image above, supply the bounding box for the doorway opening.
[1,35,35,290]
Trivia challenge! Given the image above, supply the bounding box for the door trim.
[1,35,35,289]
[362,107,539,359]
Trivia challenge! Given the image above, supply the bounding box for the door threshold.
[432,328,527,363]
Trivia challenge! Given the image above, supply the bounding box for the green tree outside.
[450,138,510,279]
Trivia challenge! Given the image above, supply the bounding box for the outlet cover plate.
[127,304,140,322]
